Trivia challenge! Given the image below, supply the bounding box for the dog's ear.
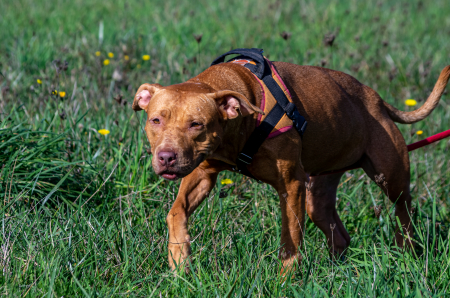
[209,90,264,120]
[132,83,162,111]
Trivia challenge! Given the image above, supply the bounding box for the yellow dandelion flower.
[103,59,110,66]
[59,91,66,98]
[405,99,417,106]
[95,51,101,56]
[137,64,141,69]
[416,130,423,135]
[108,52,114,58]
[142,55,150,61]
[98,129,110,135]
[37,79,42,84]
[221,178,233,185]
[124,55,129,61]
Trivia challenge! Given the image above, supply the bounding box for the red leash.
[311,129,450,176]
[406,129,450,151]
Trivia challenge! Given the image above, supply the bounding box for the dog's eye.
[152,118,160,124]
[191,122,203,128]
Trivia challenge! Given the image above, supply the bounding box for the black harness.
[211,48,308,180]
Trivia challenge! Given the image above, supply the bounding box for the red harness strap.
[311,129,450,177]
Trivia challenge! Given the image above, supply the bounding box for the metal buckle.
[231,167,240,173]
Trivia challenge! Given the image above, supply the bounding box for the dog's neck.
[188,63,263,167]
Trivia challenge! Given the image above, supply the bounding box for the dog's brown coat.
[133,62,450,271]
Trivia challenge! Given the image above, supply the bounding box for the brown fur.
[133,62,450,272]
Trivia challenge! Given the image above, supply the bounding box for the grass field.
[1,0,450,296]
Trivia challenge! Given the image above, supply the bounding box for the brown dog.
[132,60,450,271]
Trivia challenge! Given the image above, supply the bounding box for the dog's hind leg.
[306,172,350,258]
[360,122,413,249]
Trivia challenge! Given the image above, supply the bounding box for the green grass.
[1,0,450,296]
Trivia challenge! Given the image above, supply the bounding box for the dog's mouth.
[155,154,205,181]
[161,171,180,181]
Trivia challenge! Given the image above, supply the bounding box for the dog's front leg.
[275,168,307,274]
[166,161,221,271]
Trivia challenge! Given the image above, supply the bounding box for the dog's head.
[132,83,263,180]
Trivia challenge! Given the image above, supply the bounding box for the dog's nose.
[158,151,176,166]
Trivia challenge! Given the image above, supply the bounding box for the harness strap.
[211,48,308,180]
[255,64,308,136]
[211,48,266,79]
[235,104,286,179]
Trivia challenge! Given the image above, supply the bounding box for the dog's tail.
[384,65,450,124]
